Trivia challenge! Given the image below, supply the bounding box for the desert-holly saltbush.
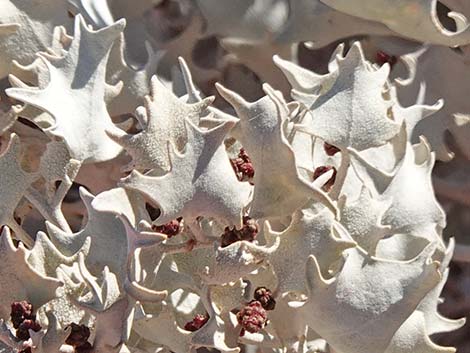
[0,1,468,353]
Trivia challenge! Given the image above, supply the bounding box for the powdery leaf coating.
[67,261,136,352]
[290,42,401,151]
[91,187,149,227]
[338,185,392,254]
[417,240,466,336]
[261,296,309,351]
[0,227,62,321]
[120,118,252,227]
[216,83,337,219]
[38,140,81,185]
[0,134,38,246]
[6,15,125,163]
[210,280,246,314]
[29,311,72,353]
[107,74,215,172]
[26,231,89,280]
[264,207,355,294]
[385,240,466,353]
[0,0,72,79]
[134,288,240,353]
[390,81,449,160]
[298,243,441,353]
[106,34,163,117]
[45,188,129,280]
[133,302,193,353]
[350,139,446,241]
[201,241,276,285]
[385,311,456,353]
[396,44,470,160]
[273,46,342,96]
[0,2,466,352]
[45,188,165,282]
[190,286,240,352]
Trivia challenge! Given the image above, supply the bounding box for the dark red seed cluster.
[323,142,340,156]
[230,148,255,182]
[254,287,276,311]
[184,313,209,332]
[375,50,398,69]
[65,323,93,353]
[16,319,42,340]
[221,216,258,248]
[10,301,34,329]
[10,301,42,352]
[237,301,267,335]
[237,286,276,336]
[152,217,183,238]
[313,165,337,192]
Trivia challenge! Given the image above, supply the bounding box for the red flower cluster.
[238,286,276,336]
[237,301,267,335]
[10,301,42,353]
[65,323,93,353]
[254,287,276,311]
[184,313,209,332]
[220,216,258,248]
[231,148,255,182]
[152,217,183,238]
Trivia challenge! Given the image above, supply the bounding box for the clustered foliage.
[0,1,469,353]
